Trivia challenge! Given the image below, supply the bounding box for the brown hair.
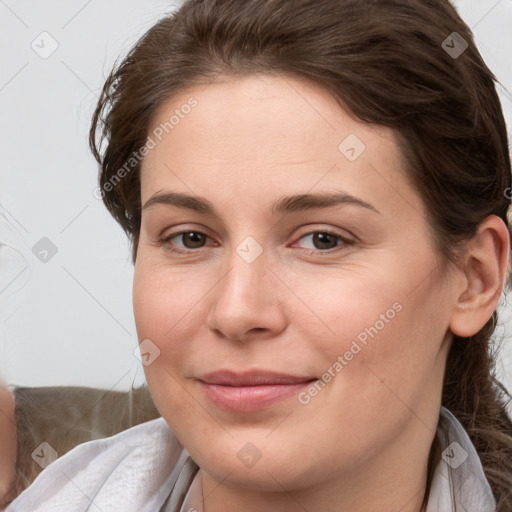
[89,0,512,508]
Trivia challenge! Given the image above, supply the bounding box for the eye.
[294,230,352,251]
[161,230,212,252]
[160,228,353,254]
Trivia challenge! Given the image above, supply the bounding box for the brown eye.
[312,232,339,250]
[296,231,348,251]
[180,232,207,249]
[161,230,211,252]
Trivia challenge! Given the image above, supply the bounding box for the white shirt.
[4,407,496,512]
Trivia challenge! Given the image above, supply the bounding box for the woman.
[5,0,512,510]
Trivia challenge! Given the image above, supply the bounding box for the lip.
[197,370,316,412]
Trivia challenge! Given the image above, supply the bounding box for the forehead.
[145,73,396,159]
[139,74,417,215]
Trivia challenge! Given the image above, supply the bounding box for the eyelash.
[159,229,354,255]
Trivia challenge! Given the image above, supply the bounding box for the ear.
[449,215,511,338]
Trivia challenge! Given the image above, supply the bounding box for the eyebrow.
[142,190,380,215]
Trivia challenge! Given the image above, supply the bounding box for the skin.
[133,74,510,512]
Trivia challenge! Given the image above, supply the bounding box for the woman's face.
[133,74,456,493]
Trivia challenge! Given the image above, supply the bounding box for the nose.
[206,247,287,342]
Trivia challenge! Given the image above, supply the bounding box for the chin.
[191,437,324,492]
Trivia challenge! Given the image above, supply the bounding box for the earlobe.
[449,215,510,338]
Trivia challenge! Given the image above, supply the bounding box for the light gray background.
[0,1,511,404]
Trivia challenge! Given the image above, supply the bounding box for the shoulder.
[5,417,188,512]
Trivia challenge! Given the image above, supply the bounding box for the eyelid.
[293,221,356,239]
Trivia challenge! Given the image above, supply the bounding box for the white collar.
[425,406,496,512]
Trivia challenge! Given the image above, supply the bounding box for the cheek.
[132,262,209,436]
[297,253,449,411]
[132,261,204,391]
[293,266,407,368]
[133,260,204,346]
